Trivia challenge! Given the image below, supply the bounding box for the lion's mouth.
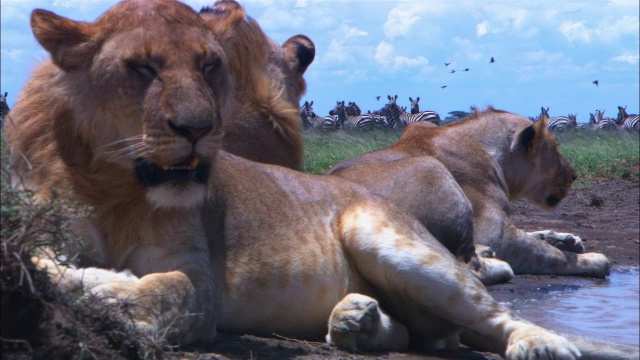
[134,155,210,187]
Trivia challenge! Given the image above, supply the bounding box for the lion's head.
[512,115,577,208]
[200,0,315,169]
[6,0,235,209]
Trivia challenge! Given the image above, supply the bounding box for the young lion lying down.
[4,0,635,359]
[327,108,611,285]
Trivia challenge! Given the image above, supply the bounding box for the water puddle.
[503,268,639,347]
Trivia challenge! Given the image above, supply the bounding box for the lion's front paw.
[506,326,580,360]
[529,230,585,253]
[577,253,611,278]
[326,293,408,352]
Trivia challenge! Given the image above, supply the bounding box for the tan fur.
[201,1,314,170]
[328,107,610,281]
[7,1,621,358]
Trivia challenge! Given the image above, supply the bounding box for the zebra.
[617,105,639,131]
[320,115,340,131]
[378,95,440,128]
[0,92,9,127]
[409,97,420,114]
[300,100,317,129]
[595,110,619,131]
[346,101,362,116]
[329,101,376,131]
[540,107,574,132]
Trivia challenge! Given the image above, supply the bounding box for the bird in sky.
[490,57,495,63]
[445,62,451,66]
[441,85,447,89]
[375,96,381,101]
[592,80,599,86]
[463,68,470,71]
[450,69,456,73]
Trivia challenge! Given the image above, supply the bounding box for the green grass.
[304,128,640,181]
[303,129,401,174]
[556,131,639,181]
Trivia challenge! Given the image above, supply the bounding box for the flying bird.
[375,96,381,101]
[490,57,495,63]
[592,80,599,86]
[463,68,470,71]
[450,70,456,73]
[445,62,451,66]
[440,85,447,89]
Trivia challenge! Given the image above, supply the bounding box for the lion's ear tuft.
[31,9,97,71]
[283,35,315,74]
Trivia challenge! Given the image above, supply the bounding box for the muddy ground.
[174,179,639,360]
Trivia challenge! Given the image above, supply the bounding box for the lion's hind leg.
[339,203,580,359]
[326,293,409,352]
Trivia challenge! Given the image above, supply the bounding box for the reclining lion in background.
[5,0,633,358]
[327,108,611,284]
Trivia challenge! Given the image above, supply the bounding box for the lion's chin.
[134,156,210,209]
[146,184,207,209]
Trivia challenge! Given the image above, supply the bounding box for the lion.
[201,2,315,170]
[5,1,631,359]
[327,108,611,284]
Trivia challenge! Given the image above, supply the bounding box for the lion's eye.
[202,59,221,77]
[128,62,158,81]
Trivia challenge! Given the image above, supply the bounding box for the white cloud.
[1,49,23,60]
[384,8,420,39]
[374,41,429,73]
[560,21,591,42]
[612,54,640,65]
[477,20,489,37]
[560,16,639,43]
[321,24,369,65]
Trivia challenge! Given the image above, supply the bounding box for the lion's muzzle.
[134,156,210,187]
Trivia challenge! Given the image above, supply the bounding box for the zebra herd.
[300,95,441,131]
[539,106,639,132]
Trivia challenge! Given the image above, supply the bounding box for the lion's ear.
[282,35,315,74]
[31,9,97,71]
[514,117,548,154]
[200,0,246,42]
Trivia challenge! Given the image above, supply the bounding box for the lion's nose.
[168,121,213,144]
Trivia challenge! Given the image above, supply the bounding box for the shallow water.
[503,268,639,347]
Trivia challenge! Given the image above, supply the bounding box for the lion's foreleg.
[34,256,215,344]
[491,226,610,278]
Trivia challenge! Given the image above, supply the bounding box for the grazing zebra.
[0,92,9,126]
[329,101,375,131]
[300,100,317,129]
[346,101,362,116]
[320,115,340,131]
[595,110,619,131]
[617,106,639,131]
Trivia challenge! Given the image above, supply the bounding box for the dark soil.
[174,179,640,360]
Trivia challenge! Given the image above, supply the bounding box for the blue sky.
[1,0,639,123]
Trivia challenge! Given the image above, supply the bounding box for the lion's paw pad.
[327,294,382,351]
